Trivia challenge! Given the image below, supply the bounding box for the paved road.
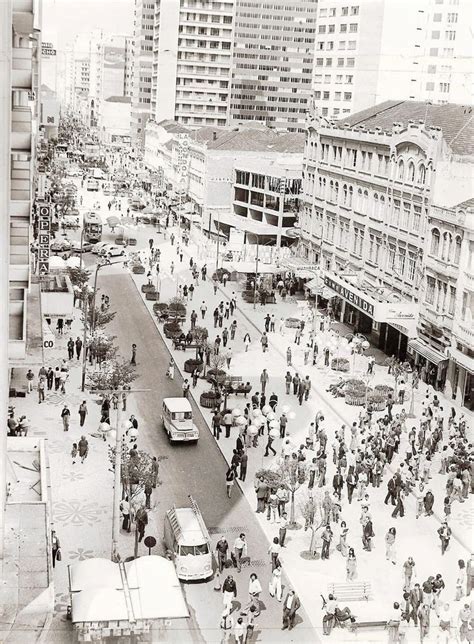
[99,264,318,643]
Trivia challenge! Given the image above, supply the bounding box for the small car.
[92,241,109,255]
[99,244,126,258]
[70,240,93,253]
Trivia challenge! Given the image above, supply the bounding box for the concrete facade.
[151,0,234,128]
[229,0,318,133]
[130,0,154,150]
[312,0,474,120]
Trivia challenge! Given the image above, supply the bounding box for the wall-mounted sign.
[38,204,51,276]
[324,275,375,316]
[42,42,57,57]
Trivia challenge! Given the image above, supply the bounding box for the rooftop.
[455,197,474,210]
[191,126,305,153]
[337,100,474,156]
[155,119,190,135]
[105,96,131,104]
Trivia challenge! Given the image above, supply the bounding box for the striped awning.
[407,339,448,365]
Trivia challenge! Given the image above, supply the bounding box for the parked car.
[70,240,93,253]
[92,241,109,255]
[50,239,71,253]
[99,244,126,258]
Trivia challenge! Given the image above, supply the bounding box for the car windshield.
[179,544,209,556]
[172,411,192,421]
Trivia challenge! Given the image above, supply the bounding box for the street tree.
[257,458,307,528]
[85,304,116,332]
[87,356,138,392]
[191,326,208,360]
[87,333,117,367]
[299,493,324,557]
[67,266,91,290]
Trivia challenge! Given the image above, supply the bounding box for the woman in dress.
[269,561,283,601]
[346,547,357,581]
[349,424,359,453]
[243,333,251,352]
[338,521,349,557]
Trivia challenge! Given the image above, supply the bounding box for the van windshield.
[179,543,209,556]
[172,411,192,421]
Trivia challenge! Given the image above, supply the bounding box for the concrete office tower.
[151,0,234,127]
[229,0,318,133]
[312,0,474,120]
[124,36,134,98]
[130,0,155,150]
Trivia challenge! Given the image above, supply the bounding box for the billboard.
[38,204,51,276]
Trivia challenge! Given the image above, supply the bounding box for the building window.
[388,245,396,271]
[398,160,405,180]
[413,205,421,231]
[408,251,416,281]
[408,162,415,182]
[418,164,426,184]
[448,286,456,315]
[426,276,436,305]
[430,228,440,255]
[439,82,450,92]
[445,30,456,40]
[401,202,411,229]
[454,235,462,264]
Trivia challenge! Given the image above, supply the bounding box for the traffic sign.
[144,535,156,555]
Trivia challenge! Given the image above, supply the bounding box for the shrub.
[132,264,145,274]
[200,390,221,408]
[374,384,394,397]
[331,357,350,372]
[153,302,168,313]
[206,368,226,384]
[163,321,182,338]
[184,358,203,373]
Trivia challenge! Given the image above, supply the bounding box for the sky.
[42,0,134,52]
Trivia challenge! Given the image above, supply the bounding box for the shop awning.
[407,339,448,365]
[448,346,474,374]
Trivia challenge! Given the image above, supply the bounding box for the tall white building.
[229,0,318,133]
[151,0,234,127]
[312,0,473,120]
[130,0,155,149]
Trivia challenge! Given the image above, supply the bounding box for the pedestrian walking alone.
[61,405,71,431]
[78,436,89,463]
[225,466,237,498]
[51,530,61,568]
[130,343,137,365]
[78,401,88,427]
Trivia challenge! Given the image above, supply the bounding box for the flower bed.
[184,358,203,374]
[331,357,350,372]
[141,284,155,293]
[344,380,369,406]
[168,302,186,318]
[163,321,182,339]
[153,302,168,314]
[200,391,221,409]
[145,291,159,301]
[374,384,394,397]
[367,391,386,411]
[206,368,226,384]
[132,264,145,274]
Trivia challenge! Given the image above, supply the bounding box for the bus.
[86,178,99,191]
[164,496,212,581]
[83,212,102,243]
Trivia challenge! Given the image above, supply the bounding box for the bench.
[223,376,252,396]
[351,620,386,632]
[327,581,372,602]
[172,340,200,351]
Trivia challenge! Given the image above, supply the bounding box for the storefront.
[322,273,418,361]
[407,338,448,390]
[447,346,474,411]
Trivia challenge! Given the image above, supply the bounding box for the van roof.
[163,397,192,413]
[169,508,208,545]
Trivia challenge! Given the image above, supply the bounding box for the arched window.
[398,160,405,180]
[322,177,326,198]
[454,235,462,264]
[357,187,363,211]
[318,176,323,196]
[442,232,452,261]
[334,181,339,202]
[348,185,353,207]
[363,190,369,212]
[418,164,426,184]
[343,184,348,205]
[329,180,334,201]
[373,193,379,217]
[379,194,385,218]
[408,161,415,182]
[430,228,440,255]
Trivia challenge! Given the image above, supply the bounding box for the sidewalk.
[128,222,472,642]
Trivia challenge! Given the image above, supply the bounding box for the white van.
[161,398,199,442]
[164,496,213,581]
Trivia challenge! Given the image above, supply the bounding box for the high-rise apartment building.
[151,0,234,127]
[229,0,318,133]
[130,0,155,149]
[312,0,473,120]
[124,36,135,98]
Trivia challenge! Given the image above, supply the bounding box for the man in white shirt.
[233,533,247,572]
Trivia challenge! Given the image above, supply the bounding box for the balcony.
[425,254,459,281]
[10,199,30,219]
[10,158,31,202]
[11,107,32,153]
[12,0,34,35]
[12,47,32,89]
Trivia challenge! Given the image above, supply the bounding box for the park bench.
[173,340,200,351]
[327,581,372,602]
[351,620,386,632]
[223,376,252,396]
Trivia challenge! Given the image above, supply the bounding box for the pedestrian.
[182,379,190,398]
[269,561,283,601]
[61,405,71,431]
[241,573,262,616]
[54,367,60,391]
[67,337,74,359]
[78,401,88,427]
[233,617,246,644]
[268,537,281,570]
[244,333,251,352]
[260,332,268,353]
[222,575,237,612]
[144,481,153,509]
[438,521,452,555]
[200,301,207,319]
[37,377,46,403]
[230,319,237,340]
[216,536,229,574]
[282,589,300,631]
[233,533,247,572]
[225,466,236,498]
[279,512,288,547]
[255,477,269,513]
[260,369,269,394]
[264,433,276,457]
[286,347,292,366]
[78,435,89,463]
[385,527,397,564]
[130,343,137,365]
[220,608,234,643]
[239,451,248,482]
[51,530,61,568]
[59,369,68,394]
[71,443,78,465]
[170,261,174,275]
[75,336,83,360]
[26,369,34,393]
[321,524,333,560]
[135,507,148,542]
[346,547,357,580]
[120,497,131,532]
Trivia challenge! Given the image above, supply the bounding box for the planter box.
[141,284,155,293]
[368,400,386,411]
[345,394,366,406]
[128,238,137,246]
[206,369,226,384]
[184,360,203,374]
[146,291,159,301]
[153,303,168,313]
[200,393,221,408]
[132,265,145,274]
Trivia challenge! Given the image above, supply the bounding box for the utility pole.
[92,386,149,562]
